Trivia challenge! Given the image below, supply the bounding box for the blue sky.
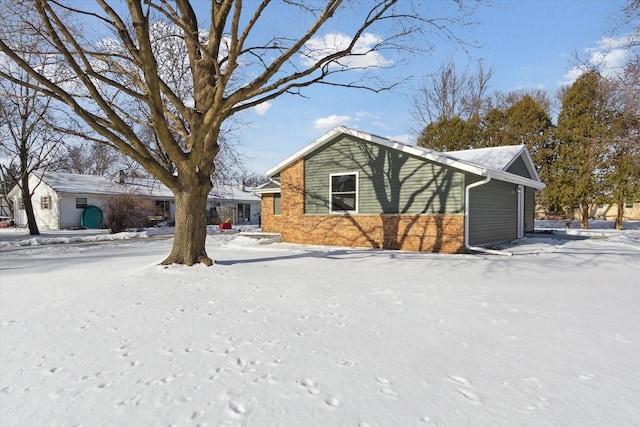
[221,0,636,175]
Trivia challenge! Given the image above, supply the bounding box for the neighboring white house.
[7,171,261,230]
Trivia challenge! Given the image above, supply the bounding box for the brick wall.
[261,158,465,254]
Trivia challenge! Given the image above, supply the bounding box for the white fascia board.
[253,187,281,195]
[253,180,281,195]
[487,169,546,190]
[521,147,542,182]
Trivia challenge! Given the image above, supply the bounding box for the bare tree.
[491,88,553,115]
[1,0,479,265]
[58,141,120,175]
[0,46,67,235]
[410,59,493,136]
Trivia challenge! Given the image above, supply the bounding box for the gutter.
[464,173,513,256]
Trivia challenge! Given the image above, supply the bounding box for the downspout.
[464,174,513,256]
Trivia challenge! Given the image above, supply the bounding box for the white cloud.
[372,121,391,130]
[387,134,412,144]
[254,102,272,116]
[301,32,393,70]
[313,114,351,130]
[563,34,632,84]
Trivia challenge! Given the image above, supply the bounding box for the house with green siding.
[256,127,545,253]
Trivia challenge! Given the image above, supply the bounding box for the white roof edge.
[253,187,281,195]
[266,126,488,178]
[253,180,281,195]
[488,169,546,190]
[519,145,541,182]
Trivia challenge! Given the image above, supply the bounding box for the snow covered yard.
[0,226,639,426]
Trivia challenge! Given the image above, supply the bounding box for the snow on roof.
[36,171,259,202]
[210,184,261,202]
[444,145,525,171]
[37,171,175,198]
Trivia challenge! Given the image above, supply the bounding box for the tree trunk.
[580,202,589,229]
[20,176,39,235]
[615,202,624,230]
[161,183,212,266]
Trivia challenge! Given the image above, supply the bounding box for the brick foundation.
[261,158,465,254]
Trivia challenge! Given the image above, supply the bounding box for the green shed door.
[81,205,103,229]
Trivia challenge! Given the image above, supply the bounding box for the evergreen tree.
[605,137,640,229]
[479,108,507,147]
[550,71,613,229]
[504,96,554,158]
[503,96,557,201]
[603,58,640,229]
[417,116,478,151]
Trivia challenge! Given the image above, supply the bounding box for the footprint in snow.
[613,334,631,343]
[448,375,471,387]
[325,396,340,407]
[381,388,398,398]
[300,378,316,387]
[448,375,482,405]
[457,388,481,404]
[229,400,246,415]
[299,378,320,395]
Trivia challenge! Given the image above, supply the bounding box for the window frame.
[41,195,52,210]
[273,193,281,215]
[76,197,88,209]
[329,172,359,214]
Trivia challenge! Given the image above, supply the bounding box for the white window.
[76,197,87,209]
[330,172,358,213]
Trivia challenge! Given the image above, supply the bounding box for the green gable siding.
[468,179,518,247]
[304,136,465,215]
[506,156,531,178]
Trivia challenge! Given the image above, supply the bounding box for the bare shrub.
[103,195,154,234]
